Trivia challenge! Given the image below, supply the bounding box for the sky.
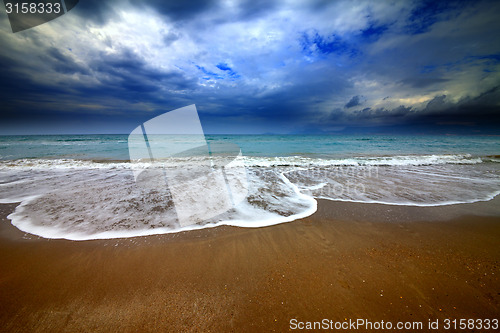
[0,0,499,135]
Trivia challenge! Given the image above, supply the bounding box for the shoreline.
[1,199,499,332]
[3,195,500,242]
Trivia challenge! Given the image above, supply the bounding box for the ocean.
[0,134,499,240]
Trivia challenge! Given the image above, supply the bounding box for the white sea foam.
[285,162,500,207]
[0,153,488,170]
[0,154,498,240]
[1,165,317,240]
[243,154,484,167]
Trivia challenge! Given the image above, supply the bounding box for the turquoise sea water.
[0,134,499,240]
[0,134,499,160]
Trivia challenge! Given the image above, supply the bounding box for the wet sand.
[0,199,499,332]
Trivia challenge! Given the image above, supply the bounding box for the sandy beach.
[0,199,499,332]
[2,0,500,331]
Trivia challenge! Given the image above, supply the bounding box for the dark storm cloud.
[87,49,197,96]
[0,0,499,134]
[345,96,362,108]
[409,88,500,133]
[316,87,500,134]
[44,47,90,75]
[71,0,123,25]
[139,0,219,21]
[424,95,448,112]
[326,105,413,125]
[0,35,194,110]
[405,0,475,35]
[70,0,219,24]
